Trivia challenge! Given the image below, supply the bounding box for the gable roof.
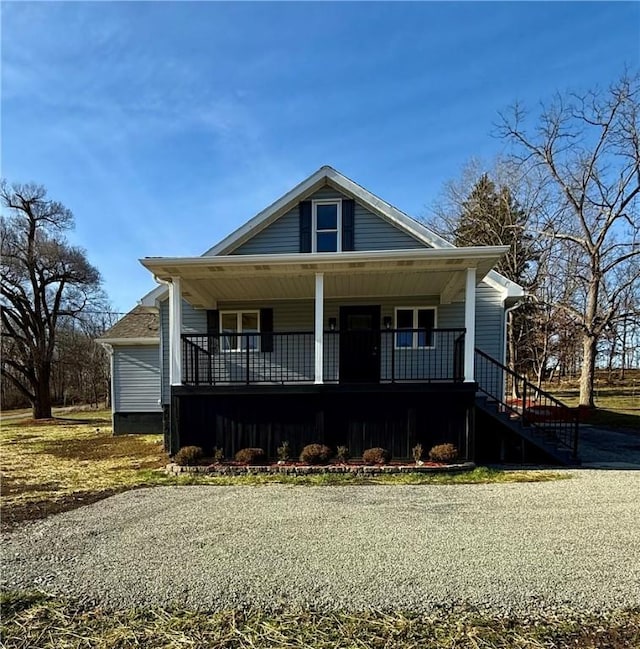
[97,305,160,344]
[202,165,523,298]
[139,165,524,303]
[203,165,453,256]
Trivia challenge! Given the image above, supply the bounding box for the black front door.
[339,305,381,383]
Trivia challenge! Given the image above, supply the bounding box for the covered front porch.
[141,246,509,389]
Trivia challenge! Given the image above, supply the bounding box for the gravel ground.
[2,470,639,613]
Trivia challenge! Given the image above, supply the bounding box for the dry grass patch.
[0,409,168,530]
[1,592,639,649]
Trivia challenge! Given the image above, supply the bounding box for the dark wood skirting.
[169,383,476,461]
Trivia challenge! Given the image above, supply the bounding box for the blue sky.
[2,1,639,312]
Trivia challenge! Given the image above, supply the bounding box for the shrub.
[212,447,224,464]
[235,447,267,465]
[174,445,204,466]
[428,443,459,463]
[362,447,391,465]
[336,445,350,463]
[277,441,290,462]
[412,443,424,463]
[300,443,333,465]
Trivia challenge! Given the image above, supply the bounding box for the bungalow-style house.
[99,166,579,465]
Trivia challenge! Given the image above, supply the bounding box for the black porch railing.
[380,328,466,382]
[183,331,315,385]
[182,328,465,386]
[475,348,579,458]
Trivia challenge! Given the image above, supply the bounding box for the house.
[100,166,579,464]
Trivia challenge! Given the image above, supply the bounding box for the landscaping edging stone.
[165,462,476,475]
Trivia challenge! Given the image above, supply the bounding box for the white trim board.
[97,338,160,346]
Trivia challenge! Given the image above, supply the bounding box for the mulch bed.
[167,461,475,475]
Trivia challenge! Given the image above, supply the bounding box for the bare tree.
[1,182,103,418]
[498,74,640,406]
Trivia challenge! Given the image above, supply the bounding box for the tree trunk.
[32,362,53,419]
[579,334,597,407]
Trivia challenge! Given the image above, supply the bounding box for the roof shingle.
[97,305,159,341]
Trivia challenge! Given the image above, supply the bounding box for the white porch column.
[464,267,476,382]
[169,277,183,385]
[314,272,324,384]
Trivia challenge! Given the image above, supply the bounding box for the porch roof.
[140,247,510,308]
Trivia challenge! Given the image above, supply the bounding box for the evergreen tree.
[454,174,532,285]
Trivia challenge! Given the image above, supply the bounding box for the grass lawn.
[0,408,567,530]
[0,409,171,530]
[545,372,640,430]
[1,592,638,649]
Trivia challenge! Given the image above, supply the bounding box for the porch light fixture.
[383,316,392,330]
[328,317,337,331]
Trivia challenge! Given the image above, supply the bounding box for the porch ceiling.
[140,247,509,308]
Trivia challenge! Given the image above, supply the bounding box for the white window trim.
[219,310,261,352]
[312,199,342,253]
[394,306,437,349]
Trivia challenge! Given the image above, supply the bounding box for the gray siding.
[113,345,161,412]
[230,186,428,255]
[475,283,505,360]
[354,207,426,251]
[474,282,505,396]
[160,298,207,403]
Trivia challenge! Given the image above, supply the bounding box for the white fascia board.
[139,284,168,306]
[140,245,511,272]
[97,338,160,346]
[483,270,526,300]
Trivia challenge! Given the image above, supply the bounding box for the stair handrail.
[474,348,579,459]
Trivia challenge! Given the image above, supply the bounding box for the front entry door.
[339,306,381,383]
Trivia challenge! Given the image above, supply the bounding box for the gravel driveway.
[3,470,639,613]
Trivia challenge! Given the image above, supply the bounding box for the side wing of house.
[97,305,163,435]
[112,345,162,433]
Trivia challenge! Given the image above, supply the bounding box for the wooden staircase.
[474,349,580,466]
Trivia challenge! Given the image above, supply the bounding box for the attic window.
[313,200,341,252]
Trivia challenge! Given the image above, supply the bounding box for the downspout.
[502,295,526,401]
[503,298,525,367]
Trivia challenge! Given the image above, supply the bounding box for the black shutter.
[342,199,355,251]
[207,309,220,352]
[299,201,312,253]
[260,308,274,352]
